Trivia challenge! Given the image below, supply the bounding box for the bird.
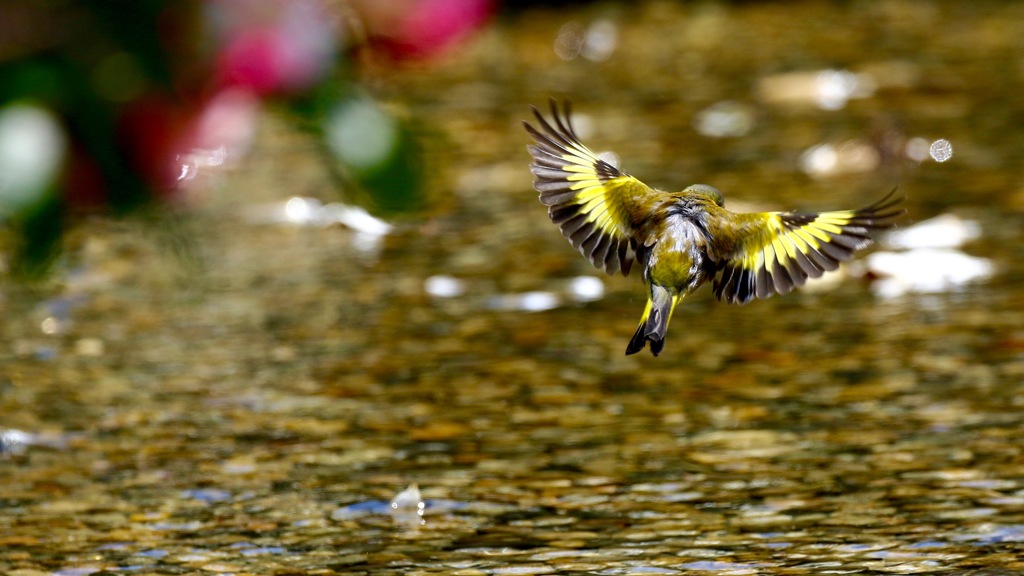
[523,99,906,357]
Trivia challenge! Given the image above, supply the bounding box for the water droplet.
[391,483,424,514]
[390,483,425,526]
[929,138,953,162]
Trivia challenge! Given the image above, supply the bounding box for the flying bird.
[523,99,905,356]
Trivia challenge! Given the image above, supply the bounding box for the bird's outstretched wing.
[711,189,905,304]
[524,99,661,276]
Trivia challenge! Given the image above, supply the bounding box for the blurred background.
[2,0,1024,573]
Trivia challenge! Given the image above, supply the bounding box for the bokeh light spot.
[325,99,398,172]
[0,104,66,212]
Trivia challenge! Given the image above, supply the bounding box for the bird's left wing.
[711,190,905,304]
[524,99,661,276]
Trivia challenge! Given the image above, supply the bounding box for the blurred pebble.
[181,488,233,503]
[491,566,558,575]
[331,500,390,520]
[678,560,759,573]
[198,562,243,573]
[40,316,62,335]
[409,421,471,440]
[74,338,105,357]
[952,525,1024,544]
[239,546,286,556]
[52,567,105,576]
[221,459,256,474]
[135,549,169,558]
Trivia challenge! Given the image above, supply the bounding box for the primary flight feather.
[524,99,905,357]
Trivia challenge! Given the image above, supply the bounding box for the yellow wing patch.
[524,99,656,276]
[713,190,905,304]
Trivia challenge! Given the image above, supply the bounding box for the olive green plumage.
[523,99,905,357]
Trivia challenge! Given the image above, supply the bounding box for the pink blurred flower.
[189,88,257,158]
[175,88,259,189]
[209,0,337,95]
[354,0,495,60]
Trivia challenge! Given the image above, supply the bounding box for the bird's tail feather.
[626,287,679,356]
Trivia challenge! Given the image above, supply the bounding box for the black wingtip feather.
[524,99,638,278]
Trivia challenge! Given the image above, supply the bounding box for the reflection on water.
[756,68,874,110]
[867,213,993,298]
[3,0,1024,574]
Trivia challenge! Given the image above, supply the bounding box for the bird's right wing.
[711,189,905,304]
[524,99,662,276]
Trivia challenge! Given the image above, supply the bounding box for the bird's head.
[683,184,725,207]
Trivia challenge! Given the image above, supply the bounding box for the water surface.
[3,1,1024,573]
